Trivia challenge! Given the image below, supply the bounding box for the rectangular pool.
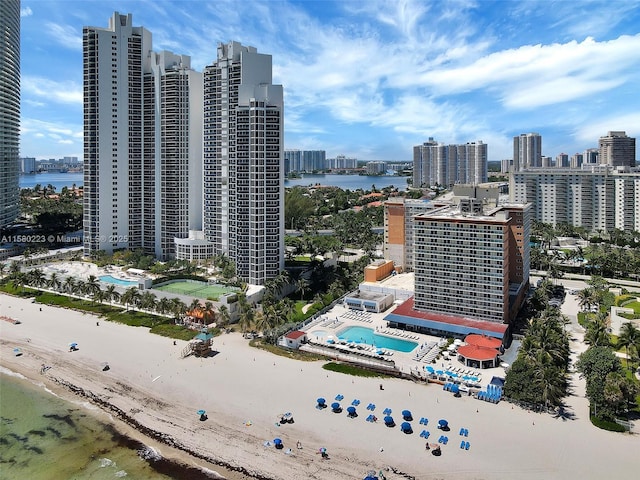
[336,326,417,353]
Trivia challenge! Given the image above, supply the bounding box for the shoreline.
[1,292,638,480]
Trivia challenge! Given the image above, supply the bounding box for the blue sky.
[20,0,640,161]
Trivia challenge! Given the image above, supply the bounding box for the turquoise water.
[0,371,216,479]
[336,326,418,352]
[99,275,138,287]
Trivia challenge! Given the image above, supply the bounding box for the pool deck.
[303,302,504,383]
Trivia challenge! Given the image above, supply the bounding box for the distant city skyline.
[19,0,640,161]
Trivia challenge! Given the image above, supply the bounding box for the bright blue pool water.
[99,275,138,287]
[337,326,418,353]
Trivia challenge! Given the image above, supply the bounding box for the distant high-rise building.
[284,150,301,174]
[203,41,284,285]
[413,139,487,187]
[83,12,202,259]
[20,157,36,174]
[556,153,569,168]
[570,153,583,168]
[511,166,640,233]
[599,131,636,168]
[513,133,542,171]
[0,0,20,230]
[328,155,358,170]
[367,161,387,175]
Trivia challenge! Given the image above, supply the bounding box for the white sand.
[1,292,637,480]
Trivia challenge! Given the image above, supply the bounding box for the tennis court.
[153,280,238,300]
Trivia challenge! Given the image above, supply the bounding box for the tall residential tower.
[203,42,284,285]
[0,0,20,230]
[513,133,542,171]
[83,12,202,259]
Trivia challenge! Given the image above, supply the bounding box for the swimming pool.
[336,326,418,353]
[310,330,328,339]
[99,275,138,287]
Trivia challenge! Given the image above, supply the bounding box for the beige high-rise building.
[513,133,542,171]
[599,131,636,168]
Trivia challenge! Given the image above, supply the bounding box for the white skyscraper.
[83,12,202,259]
[0,0,20,230]
[413,139,488,187]
[203,41,284,285]
[513,133,542,171]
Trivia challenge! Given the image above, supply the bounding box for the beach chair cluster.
[413,341,438,362]
[418,417,429,425]
[351,399,361,406]
[476,384,502,403]
[366,403,376,411]
[379,329,420,340]
[458,427,469,437]
[365,414,377,422]
[383,407,392,416]
[419,430,430,439]
[437,435,449,444]
[319,316,343,328]
[340,310,373,323]
[460,441,471,450]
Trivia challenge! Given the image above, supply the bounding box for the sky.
[19,0,640,162]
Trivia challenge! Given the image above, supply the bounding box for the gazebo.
[456,334,502,369]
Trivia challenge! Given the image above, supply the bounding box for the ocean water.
[0,370,218,480]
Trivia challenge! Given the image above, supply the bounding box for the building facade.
[510,166,640,232]
[202,41,284,285]
[0,0,20,230]
[412,201,531,324]
[513,133,542,172]
[599,131,636,168]
[284,149,326,174]
[83,12,202,259]
[383,198,452,272]
[413,139,487,188]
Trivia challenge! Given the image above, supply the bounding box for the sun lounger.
[465,441,470,450]
[460,440,466,449]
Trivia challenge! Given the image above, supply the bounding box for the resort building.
[413,139,488,188]
[598,131,636,168]
[83,12,202,259]
[284,149,326,174]
[512,133,542,172]
[384,200,532,341]
[0,0,20,230]
[383,198,453,273]
[202,41,284,285]
[510,166,640,233]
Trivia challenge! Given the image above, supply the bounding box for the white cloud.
[45,22,83,50]
[21,6,33,17]
[22,76,83,105]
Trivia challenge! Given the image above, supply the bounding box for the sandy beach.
[1,292,637,480]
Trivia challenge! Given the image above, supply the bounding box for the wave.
[99,458,115,468]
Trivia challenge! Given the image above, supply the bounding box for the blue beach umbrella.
[347,406,357,414]
[317,397,326,405]
[400,422,413,433]
[438,419,448,427]
[197,409,206,415]
[402,410,412,420]
[384,416,394,425]
[273,438,282,445]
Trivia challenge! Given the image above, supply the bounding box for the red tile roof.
[457,344,499,361]
[392,298,508,334]
[286,330,307,340]
[465,334,503,349]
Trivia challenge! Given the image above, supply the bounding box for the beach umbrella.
[438,419,448,428]
[69,342,78,347]
[197,409,206,416]
[402,410,413,421]
[319,447,327,453]
[347,406,357,416]
[436,370,444,375]
[400,422,413,433]
[331,402,340,409]
[317,397,326,406]
[384,416,394,426]
[13,348,22,356]
[273,438,282,445]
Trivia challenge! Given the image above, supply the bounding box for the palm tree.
[218,304,231,328]
[85,275,101,299]
[139,291,158,312]
[47,272,61,292]
[157,297,172,316]
[63,276,76,295]
[0,262,6,279]
[584,313,610,347]
[617,322,640,372]
[121,287,141,311]
[170,297,187,322]
[203,301,216,324]
[103,284,120,305]
[296,277,309,301]
[28,268,47,290]
[237,293,254,336]
[92,288,106,305]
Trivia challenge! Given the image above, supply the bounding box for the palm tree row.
[6,268,229,325]
[504,307,571,409]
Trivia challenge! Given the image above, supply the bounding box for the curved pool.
[99,275,138,287]
[336,326,417,353]
[309,330,328,340]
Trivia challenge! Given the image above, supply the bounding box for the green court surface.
[153,281,237,300]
